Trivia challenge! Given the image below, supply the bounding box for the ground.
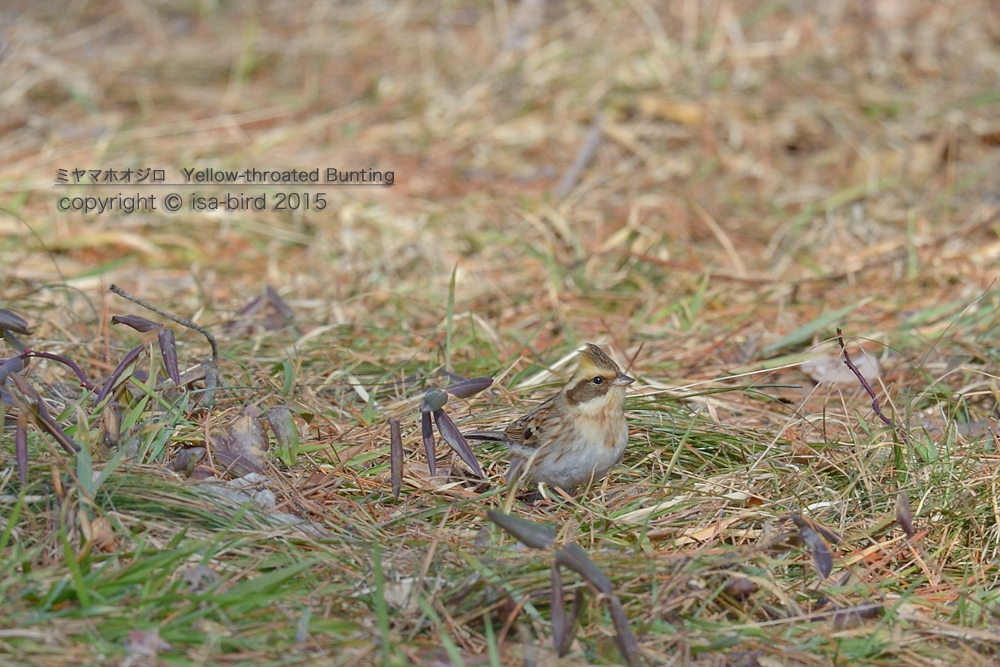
[3,0,1000,665]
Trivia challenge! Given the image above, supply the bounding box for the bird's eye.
[592,376,603,384]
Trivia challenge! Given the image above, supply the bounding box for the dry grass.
[3,0,1000,665]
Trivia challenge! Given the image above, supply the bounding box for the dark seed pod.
[420,387,448,413]
[0,355,26,385]
[422,411,436,476]
[389,418,403,499]
[445,376,493,399]
[487,510,556,549]
[2,329,27,354]
[265,286,295,320]
[0,308,32,335]
[111,314,162,333]
[95,345,145,404]
[157,328,181,385]
[433,409,483,477]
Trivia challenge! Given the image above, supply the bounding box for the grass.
[3,0,1000,664]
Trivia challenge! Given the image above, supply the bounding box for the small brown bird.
[466,343,634,491]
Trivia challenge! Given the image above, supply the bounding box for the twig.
[25,350,96,390]
[625,341,644,375]
[835,327,891,427]
[109,284,218,365]
[690,200,747,278]
[555,112,603,201]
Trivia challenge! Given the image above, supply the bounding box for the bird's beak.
[613,373,635,387]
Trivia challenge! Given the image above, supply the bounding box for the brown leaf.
[724,576,757,600]
[978,126,1000,146]
[214,407,268,476]
[190,465,216,480]
[265,405,299,450]
[230,407,269,455]
[100,404,121,448]
[212,444,262,476]
[90,516,118,553]
[896,491,915,537]
[811,519,843,546]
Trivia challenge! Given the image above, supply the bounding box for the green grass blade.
[372,542,392,666]
[445,262,458,372]
[762,302,864,356]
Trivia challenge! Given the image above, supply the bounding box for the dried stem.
[835,327,891,427]
[109,284,218,366]
[555,112,603,201]
[25,350,96,390]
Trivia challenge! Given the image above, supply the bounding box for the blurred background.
[2,0,998,357]
[5,2,1000,664]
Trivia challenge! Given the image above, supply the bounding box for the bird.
[465,343,634,491]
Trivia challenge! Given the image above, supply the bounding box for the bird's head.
[564,343,634,409]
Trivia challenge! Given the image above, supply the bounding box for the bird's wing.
[504,414,533,448]
[504,396,559,451]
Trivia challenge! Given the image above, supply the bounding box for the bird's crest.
[577,343,621,375]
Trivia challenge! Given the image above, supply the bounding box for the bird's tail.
[463,431,508,444]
